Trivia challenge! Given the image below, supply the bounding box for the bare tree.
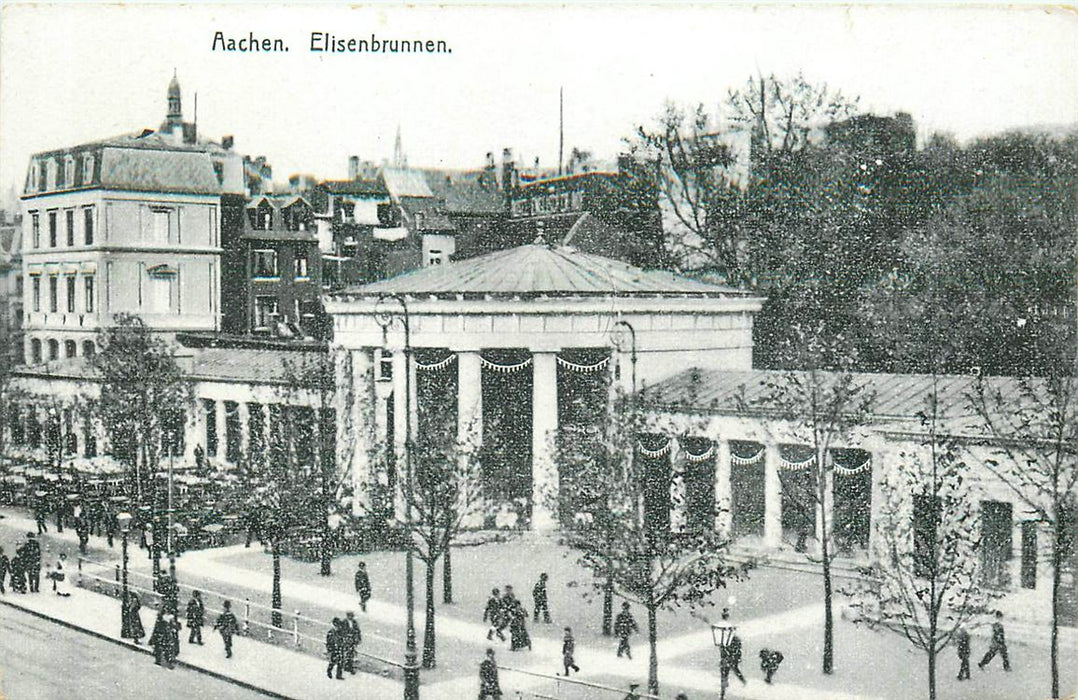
[403,388,489,670]
[969,371,1078,699]
[739,324,874,675]
[557,386,746,696]
[845,376,995,700]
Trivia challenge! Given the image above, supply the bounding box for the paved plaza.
[0,506,1074,699]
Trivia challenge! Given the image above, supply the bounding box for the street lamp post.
[711,603,737,700]
[375,293,420,700]
[117,511,132,637]
[167,433,176,583]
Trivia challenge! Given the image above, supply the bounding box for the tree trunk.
[647,600,660,697]
[271,541,283,628]
[319,436,332,577]
[443,545,453,604]
[927,647,937,700]
[602,562,614,636]
[422,560,437,669]
[1051,519,1062,700]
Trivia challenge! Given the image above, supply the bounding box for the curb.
[0,595,296,700]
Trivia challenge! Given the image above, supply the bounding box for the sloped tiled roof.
[639,367,1059,432]
[99,147,220,194]
[332,244,750,298]
[383,168,433,199]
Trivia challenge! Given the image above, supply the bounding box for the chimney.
[348,156,360,180]
[222,135,234,150]
[501,148,515,192]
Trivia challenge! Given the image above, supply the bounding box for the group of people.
[121,587,242,665]
[482,583,533,652]
[324,612,363,680]
[0,532,46,595]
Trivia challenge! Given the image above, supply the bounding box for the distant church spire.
[393,125,407,168]
[165,70,183,131]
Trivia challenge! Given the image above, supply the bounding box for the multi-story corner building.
[19,74,244,365]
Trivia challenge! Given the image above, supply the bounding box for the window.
[38,161,47,191]
[254,296,279,329]
[377,350,394,382]
[252,249,278,278]
[30,338,42,364]
[15,275,22,296]
[47,339,59,361]
[28,164,39,194]
[48,276,58,313]
[152,209,170,243]
[84,276,95,313]
[294,254,309,279]
[225,401,240,463]
[63,157,74,189]
[65,210,75,246]
[147,276,171,313]
[65,275,76,313]
[203,399,218,457]
[32,277,41,312]
[82,340,95,358]
[82,156,94,185]
[83,411,97,458]
[31,213,40,248]
[83,207,94,245]
[48,211,57,247]
[64,339,77,358]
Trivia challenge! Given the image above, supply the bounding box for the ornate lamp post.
[711,600,737,700]
[374,293,420,700]
[117,511,132,634]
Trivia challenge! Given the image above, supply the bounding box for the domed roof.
[332,244,752,299]
[168,71,181,98]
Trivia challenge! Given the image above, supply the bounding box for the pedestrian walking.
[23,533,41,593]
[561,627,580,676]
[75,513,90,555]
[354,562,371,612]
[759,648,784,684]
[150,611,171,667]
[615,602,638,659]
[50,553,70,597]
[723,635,746,685]
[956,627,971,680]
[186,591,205,645]
[33,492,48,534]
[105,506,117,548]
[213,600,240,658]
[158,573,179,615]
[532,572,551,623]
[10,548,26,594]
[484,588,505,641]
[0,545,9,594]
[122,591,145,644]
[166,613,181,666]
[479,648,501,699]
[497,586,515,641]
[344,611,362,674]
[978,611,1010,672]
[508,595,531,651]
[326,618,345,680]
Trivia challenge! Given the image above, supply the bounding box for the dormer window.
[82,155,95,186]
[28,163,39,194]
[247,200,273,230]
[63,156,75,188]
[38,160,47,191]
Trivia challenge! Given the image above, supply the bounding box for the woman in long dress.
[509,598,531,651]
[122,591,145,643]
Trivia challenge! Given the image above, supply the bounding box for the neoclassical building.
[325,242,764,530]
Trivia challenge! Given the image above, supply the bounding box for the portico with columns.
[324,243,764,531]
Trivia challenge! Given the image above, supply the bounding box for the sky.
[1,3,1076,207]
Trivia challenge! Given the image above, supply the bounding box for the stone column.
[531,352,559,532]
[457,351,483,449]
[391,351,409,523]
[341,349,375,515]
[669,442,687,534]
[764,442,782,548]
[238,402,250,459]
[715,439,732,538]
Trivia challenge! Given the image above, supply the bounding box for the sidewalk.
[0,583,401,700]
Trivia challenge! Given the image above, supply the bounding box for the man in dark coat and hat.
[23,533,42,593]
[614,602,638,659]
[213,600,241,658]
[479,648,501,699]
[186,591,205,645]
[484,588,505,641]
[326,618,345,680]
[354,562,371,612]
